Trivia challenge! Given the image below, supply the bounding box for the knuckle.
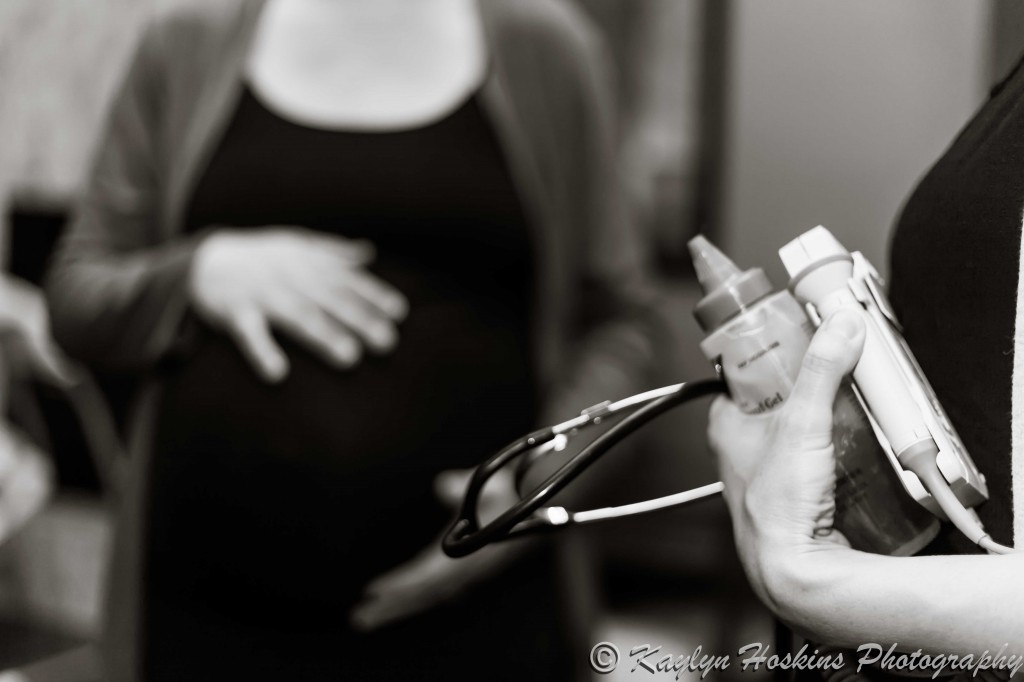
[775,406,801,432]
[776,407,832,452]
[303,315,333,341]
[287,299,320,322]
[706,402,731,445]
[706,422,724,455]
[741,487,759,523]
[228,306,261,332]
[328,325,356,345]
[775,408,809,442]
[263,290,296,315]
[708,395,730,423]
[328,340,361,365]
[741,484,771,531]
[801,347,840,376]
[361,277,405,308]
[341,300,373,325]
[368,322,397,348]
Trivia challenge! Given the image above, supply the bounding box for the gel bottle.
[689,235,938,556]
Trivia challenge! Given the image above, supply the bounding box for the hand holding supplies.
[445,226,1010,557]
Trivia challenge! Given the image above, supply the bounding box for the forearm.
[770,544,1024,654]
[46,233,201,368]
[540,318,656,421]
[524,311,662,501]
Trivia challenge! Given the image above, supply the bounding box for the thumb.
[781,309,866,448]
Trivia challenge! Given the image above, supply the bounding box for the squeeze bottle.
[690,236,938,556]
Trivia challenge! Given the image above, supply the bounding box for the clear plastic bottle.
[689,236,938,556]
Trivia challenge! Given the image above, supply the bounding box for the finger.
[292,229,376,266]
[270,303,361,369]
[0,671,31,682]
[434,469,471,508]
[708,394,732,423]
[351,539,512,631]
[326,238,375,265]
[707,396,756,480]
[364,549,452,597]
[706,395,737,449]
[781,309,865,448]
[336,269,409,321]
[25,336,81,388]
[351,556,455,631]
[262,226,376,267]
[435,468,517,522]
[4,448,52,524]
[0,439,52,540]
[304,287,398,354]
[350,596,392,632]
[226,308,289,382]
[351,588,439,632]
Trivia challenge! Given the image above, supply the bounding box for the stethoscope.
[442,377,728,558]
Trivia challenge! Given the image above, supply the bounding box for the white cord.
[902,447,1020,555]
[567,481,724,524]
[605,383,687,413]
[551,383,690,435]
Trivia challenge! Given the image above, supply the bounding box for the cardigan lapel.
[476,0,562,383]
[162,0,267,239]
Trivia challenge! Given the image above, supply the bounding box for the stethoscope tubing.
[442,378,727,557]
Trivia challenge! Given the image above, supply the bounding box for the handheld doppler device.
[779,227,998,550]
[443,225,1012,558]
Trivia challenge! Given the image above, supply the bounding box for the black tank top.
[141,88,571,681]
[789,58,1024,682]
[889,58,1024,553]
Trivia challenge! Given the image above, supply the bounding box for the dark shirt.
[142,88,569,680]
[889,57,1024,553]
[790,55,1024,682]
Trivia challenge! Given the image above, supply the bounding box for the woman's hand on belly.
[188,227,408,382]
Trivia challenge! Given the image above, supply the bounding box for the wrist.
[186,227,236,320]
[758,542,870,643]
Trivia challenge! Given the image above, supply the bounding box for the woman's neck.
[246,0,487,131]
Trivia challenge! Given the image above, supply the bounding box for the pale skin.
[190,0,487,382]
[186,0,510,632]
[709,309,1024,655]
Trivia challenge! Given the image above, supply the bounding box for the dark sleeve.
[44,18,204,369]
[539,8,665,426]
[527,5,669,497]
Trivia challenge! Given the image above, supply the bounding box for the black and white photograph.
[0,1,1021,680]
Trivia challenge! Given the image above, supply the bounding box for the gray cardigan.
[44,0,663,678]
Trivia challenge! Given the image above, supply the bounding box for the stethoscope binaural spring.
[442,378,727,558]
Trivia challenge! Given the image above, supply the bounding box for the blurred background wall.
[0,0,170,246]
[717,0,995,285]
[2,0,1016,256]
[1,0,1015,272]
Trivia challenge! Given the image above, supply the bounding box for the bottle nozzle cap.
[688,235,742,292]
[688,235,775,331]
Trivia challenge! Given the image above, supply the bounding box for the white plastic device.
[779,226,988,518]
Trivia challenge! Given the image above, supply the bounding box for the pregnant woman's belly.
[147,279,537,619]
